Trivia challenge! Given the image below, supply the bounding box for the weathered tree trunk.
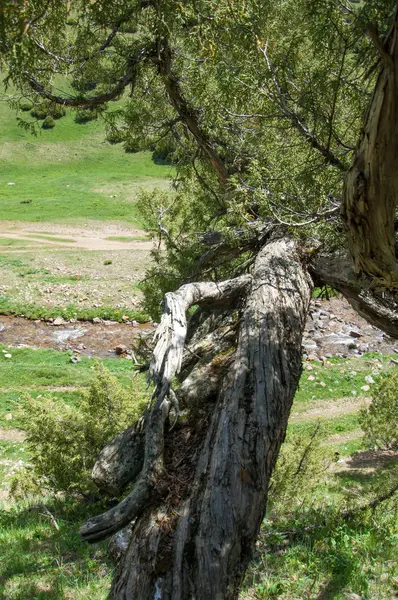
[82,237,312,599]
[342,10,398,288]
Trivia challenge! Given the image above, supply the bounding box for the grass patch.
[0,499,112,600]
[0,295,149,323]
[0,86,173,225]
[25,235,76,243]
[105,236,146,242]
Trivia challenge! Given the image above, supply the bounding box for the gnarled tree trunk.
[342,10,398,288]
[80,236,312,599]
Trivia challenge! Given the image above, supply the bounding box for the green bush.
[75,109,99,123]
[106,129,125,145]
[359,369,398,450]
[30,105,48,120]
[42,115,56,129]
[14,362,146,496]
[51,104,66,119]
[20,99,33,112]
[269,424,330,511]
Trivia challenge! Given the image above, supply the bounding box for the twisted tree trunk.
[81,236,312,599]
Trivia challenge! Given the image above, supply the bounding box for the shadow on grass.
[0,499,112,600]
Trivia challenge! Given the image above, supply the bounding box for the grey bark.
[342,10,398,288]
[105,237,312,599]
[311,252,398,338]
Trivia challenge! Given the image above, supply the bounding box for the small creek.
[0,296,396,359]
[0,315,154,358]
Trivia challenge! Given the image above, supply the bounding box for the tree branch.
[79,275,251,542]
[152,38,230,185]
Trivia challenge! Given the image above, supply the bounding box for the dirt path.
[0,221,153,251]
[291,396,370,422]
[0,428,25,442]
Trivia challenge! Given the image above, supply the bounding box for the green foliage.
[30,104,48,120]
[19,99,32,112]
[42,115,55,130]
[74,108,100,124]
[359,369,398,450]
[14,362,146,495]
[269,424,330,510]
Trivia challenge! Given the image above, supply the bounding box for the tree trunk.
[342,10,398,288]
[92,237,312,599]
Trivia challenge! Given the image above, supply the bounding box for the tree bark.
[342,10,398,288]
[100,237,312,599]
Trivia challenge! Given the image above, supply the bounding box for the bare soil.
[0,221,152,251]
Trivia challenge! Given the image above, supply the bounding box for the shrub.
[42,115,56,129]
[30,105,48,120]
[104,259,112,265]
[75,109,98,123]
[268,423,330,511]
[51,104,66,119]
[106,129,125,145]
[14,362,146,496]
[20,100,33,112]
[359,369,398,450]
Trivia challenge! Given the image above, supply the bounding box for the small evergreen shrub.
[75,109,98,123]
[106,130,125,145]
[20,100,33,112]
[51,104,66,119]
[30,105,48,120]
[359,369,398,450]
[13,363,146,496]
[42,116,56,129]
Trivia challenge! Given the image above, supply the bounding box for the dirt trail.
[0,428,25,442]
[291,396,370,422]
[0,221,152,251]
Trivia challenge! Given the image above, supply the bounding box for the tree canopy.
[2,1,397,305]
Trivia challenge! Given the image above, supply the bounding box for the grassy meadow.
[0,344,397,599]
[0,90,172,320]
[0,91,172,224]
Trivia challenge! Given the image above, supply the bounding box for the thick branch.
[80,275,251,542]
[311,252,398,338]
[153,39,229,185]
[24,47,149,108]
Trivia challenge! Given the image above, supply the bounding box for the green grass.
[105,236,146,242]
[25,234,76,243]
[0,499,112,600]
[0,91,173,225]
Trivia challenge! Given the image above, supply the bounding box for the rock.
[306,354,318,361]
[92,317,101,324]
[122,315,129,322]
[361,385,370,392]
[5,413,12,421]
[349,330,362,338]
[115,344,128,355]
[53,317,64,326]
[319,381,326,387]
[307,375,315,381]
[132,320,138,327]
[70,356,81,363]
[306,365,313,371]
[4,353,12,359]
[364,375,375,384]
